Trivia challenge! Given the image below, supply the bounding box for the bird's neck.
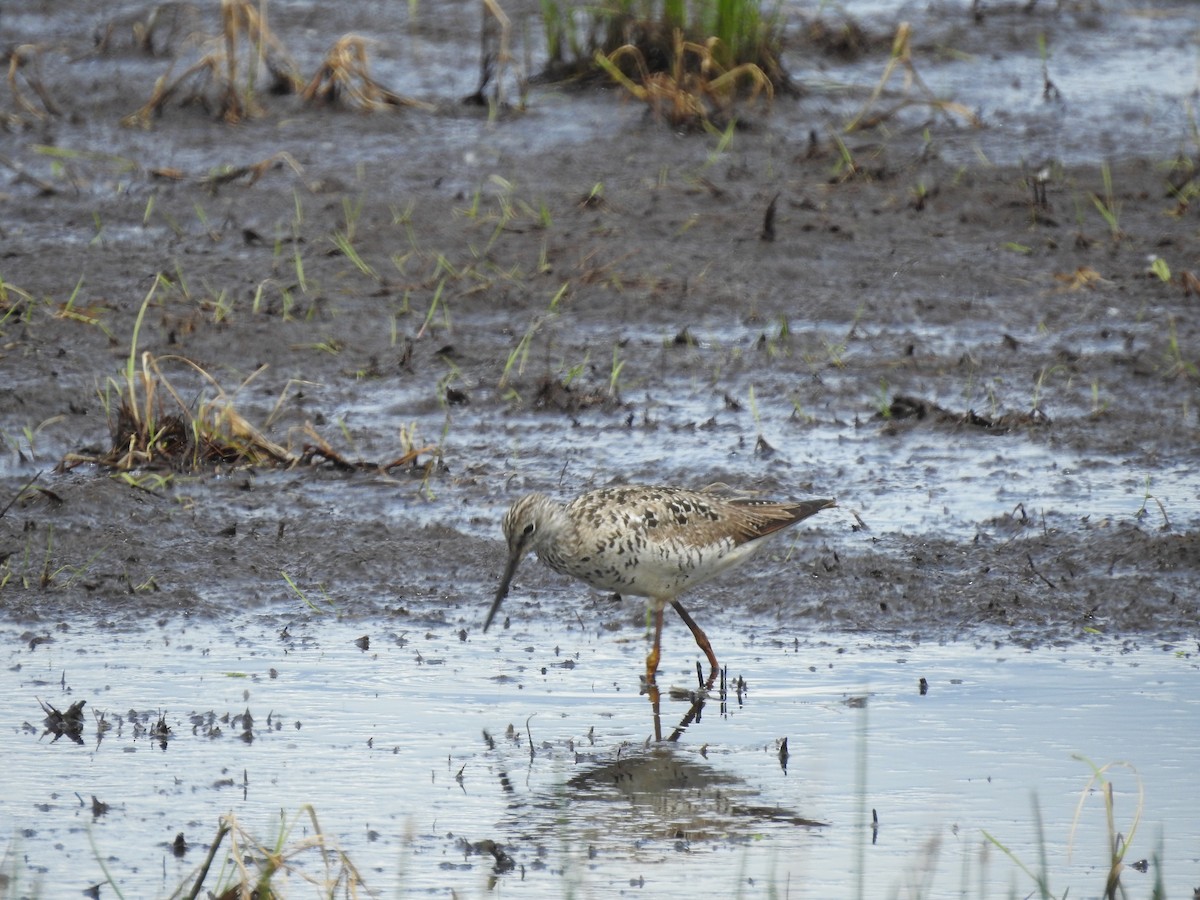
[534,506,577,574]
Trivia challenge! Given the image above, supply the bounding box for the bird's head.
[484,493,557,632]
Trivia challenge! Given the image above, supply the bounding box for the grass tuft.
[543,0,788,92]
[56,280,435,476]
[122,0,302,127]
[596,30,772,130]
[300,34,434,111]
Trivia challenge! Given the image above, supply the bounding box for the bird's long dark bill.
[483,550,523,632]
[796,498,837,520]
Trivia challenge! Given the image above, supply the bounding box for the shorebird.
[484,485,835,683]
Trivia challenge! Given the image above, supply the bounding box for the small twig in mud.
[525,714,536,762]
[1040,33,1060,102]
[1151,496,1171,530]
[203,151,303,191]
[761,192,779,242]
[381,447,437,471]
[296,424,434,473]
[0,470,42,521]
[298,443,356,472]
[0,153,58,195]
[1026,552,1057,590]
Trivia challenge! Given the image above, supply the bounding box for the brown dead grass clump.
[123,0,301,126]
[300,35,433,111]
[58,351,436,476]
[57,280,438,476]
[187,807,366,899]
[57,350,296,472]
[4,44,62,126]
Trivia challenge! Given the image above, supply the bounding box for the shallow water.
[3,614,1197,898]
[791,0,1200,167]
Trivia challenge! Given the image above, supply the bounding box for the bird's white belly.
[543,534,772,599]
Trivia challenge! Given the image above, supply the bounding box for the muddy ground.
[1,0,1198,652]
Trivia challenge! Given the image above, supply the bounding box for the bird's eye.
[522,522,535,536]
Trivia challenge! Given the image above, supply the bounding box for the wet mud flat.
[2,0,1200,896]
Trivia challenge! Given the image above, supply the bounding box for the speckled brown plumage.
[484,485,836,683]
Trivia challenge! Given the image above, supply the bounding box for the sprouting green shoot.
[1091,162,1122,238]
[417,279,448,338]
[608,344,625,397]
[876,379,891,418]
[332,231,378,279]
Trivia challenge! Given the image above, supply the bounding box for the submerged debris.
[39,697,86,744]
[531,375,624,414]
[151,712,172,749]
[882,394,1050,433]
[458,837,517,874]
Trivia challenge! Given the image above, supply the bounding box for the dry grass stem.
[296,423,436,473]
[466,0,516,107]
[187,809,366,899]
[844,22,981,133]
[202,151,304,190]
[5,44,61,123]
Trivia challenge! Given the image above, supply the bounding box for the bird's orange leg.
[645,603,665,683]
[671,600,719,686]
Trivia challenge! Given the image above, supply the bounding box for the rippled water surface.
[3,615,1197,898]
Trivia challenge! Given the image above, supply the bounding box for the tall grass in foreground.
[842,694,1159,900]
[983,756,1155,900]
